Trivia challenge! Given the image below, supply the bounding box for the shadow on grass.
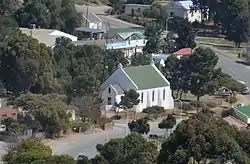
[235,60,250,66]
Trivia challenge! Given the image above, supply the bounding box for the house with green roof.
[234,104,250,124]
[100,61,174,112]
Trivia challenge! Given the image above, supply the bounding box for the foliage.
[229,96,237,104]
[13,93,71,138]
[142,106,165,119]
[4,138,52,164]
[158,113,250,163]
[117,14,152,26]
[158,115,176,131]
[221,108,236,118]
[119,89,140,109]
[2,117,25,134]
[128,118,150,134]
[13,0,82,33]
[111,115,122,120]
[182,103,194,111]
[190,101,205,108]
[217,74,245,92]
[97,133,158,164]
[4,138,75,164]
[205,101,217,108]
[163,47,222,100]
[131,53,151,66]
[0,30,57,96]
[191,0,249,46]
[188,47,220,100]
[54,38,128,98]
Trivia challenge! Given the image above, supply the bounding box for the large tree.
[222,0,249,47]
[158,113,250,164]
[97,133,158,164]
[14,0,82,33]
[188,47,220,100]
[13,93,72,138]
[128,118,150,134]
[3,138,75,164]
[0,31,57,96]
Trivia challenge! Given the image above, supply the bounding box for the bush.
[142,106,165,114]
[99,116,112,125]
[117,14,152,26]
[182,103,194,111]
[221,108,236,118]
[205,101,217,108]
[111,115,121,120]
[190,101,205,108]
[81,123,90,132]
[229,96,237,104]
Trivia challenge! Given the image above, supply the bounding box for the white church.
[100,61,174,112]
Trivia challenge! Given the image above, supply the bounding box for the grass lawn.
[196,37,248,47]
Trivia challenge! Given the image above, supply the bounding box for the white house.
[106,39,147,57]
[100,61,174,112]
[125,4,151,16]
[165,0,202,22]
[80,5,102,29]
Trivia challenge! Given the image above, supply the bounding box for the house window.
[107,97,112,105]
[141,92,144,103]
[2,114,7,117]
[108,87,111,94]
[163,89,165,100]
[12,113,16,116]
[152,91,154,101]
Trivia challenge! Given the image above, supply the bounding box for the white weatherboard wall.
[234,109,250,124]
[137,86,174,112]
[101,85,122,110]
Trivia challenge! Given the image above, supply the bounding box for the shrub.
[111,115,121,120]
[221,108,236,118]
[182,103,194,111]
[205,101,217,108]
[99,116,112,125]
[142,106,165,114]
[190,101,205,108]
[229,96,237,104]
[81,123,90,132]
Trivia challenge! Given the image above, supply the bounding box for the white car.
[0,125,6,132]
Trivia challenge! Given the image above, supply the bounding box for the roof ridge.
[124,64,152,69]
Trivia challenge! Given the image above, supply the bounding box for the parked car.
[238,81,249,95]
[148,134,163,139]
[214,87,232,96]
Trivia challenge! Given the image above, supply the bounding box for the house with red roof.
[173,48,194,59]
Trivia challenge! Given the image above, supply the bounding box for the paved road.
[51,119,182,158]
[98,15,143,29]
[75,4,142,28]
[201,44,250,98]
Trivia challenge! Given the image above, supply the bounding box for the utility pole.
[85,1,89,28]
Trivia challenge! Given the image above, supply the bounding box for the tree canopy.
[4,138,75,164]
[1,0,83,33]
[97,133,158,164]
[13,93,72,138]
[158,112,250,163]
[163,47,222,100]
[128,118,150,134]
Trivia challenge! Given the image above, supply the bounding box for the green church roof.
[237,104,250,117]
[123,64,169,90]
